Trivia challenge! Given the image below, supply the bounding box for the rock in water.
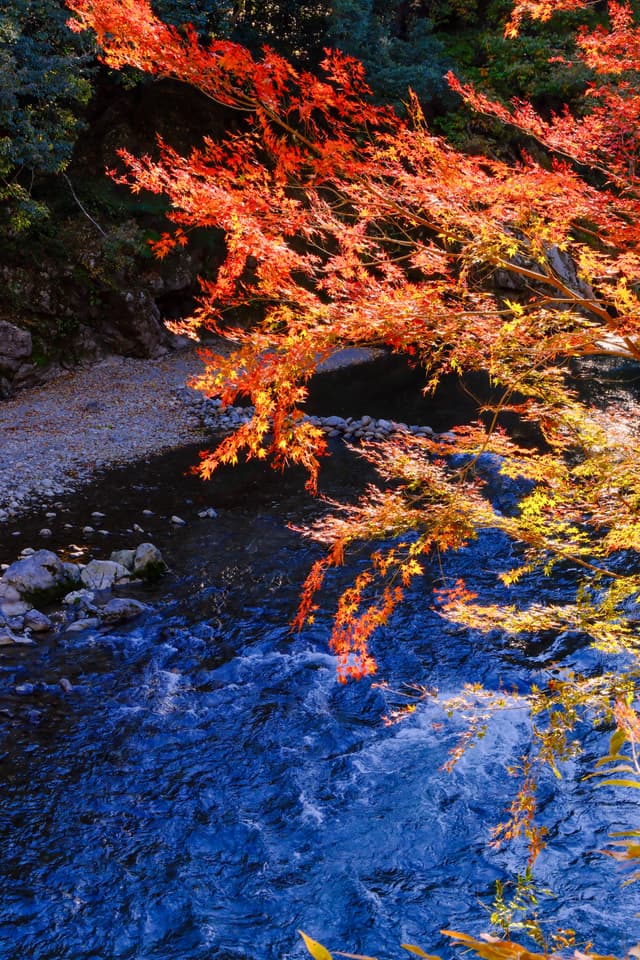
[0,550,77,602]
[24,609,53,633]
[110,549,136,571]
[80,559,130,591]
[101,597,148,624]
[133,543,167,580]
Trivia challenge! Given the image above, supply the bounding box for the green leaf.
[298,930,333,960]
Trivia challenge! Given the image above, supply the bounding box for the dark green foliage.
[439,0,593,113]
[0,0,93,231]
[152,0,331,65]
[328,0,454,108]
[228,0,330,64]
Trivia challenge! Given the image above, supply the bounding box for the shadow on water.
[1,357,639,960]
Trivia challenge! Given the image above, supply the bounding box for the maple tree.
[67,0,640,685]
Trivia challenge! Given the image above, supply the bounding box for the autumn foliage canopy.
[67,0,640,684]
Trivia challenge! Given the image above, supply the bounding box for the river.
[1,362,639,960]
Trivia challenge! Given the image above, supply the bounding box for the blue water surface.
[1,453,639,960]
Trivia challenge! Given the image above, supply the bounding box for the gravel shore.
[0,347,210,522]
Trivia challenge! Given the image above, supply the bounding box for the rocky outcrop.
[0,239,210,397]
[0,321,33,398]
[0,320,31,368]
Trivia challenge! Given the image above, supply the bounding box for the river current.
[1,381,640,959]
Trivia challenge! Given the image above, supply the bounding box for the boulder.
[0,601,32,618]
[100,288,168,358]
[65,617,100,633]
[62,588,97,612]
[80,559,130,591]
[1,550,75,602]
[101,597,148,624]
[110,549,136,571]
[24,609,53,633]
[133,542,167,580]
[0,583,21,603]
[62,562,82,585]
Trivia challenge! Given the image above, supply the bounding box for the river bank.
[0,345,212,524]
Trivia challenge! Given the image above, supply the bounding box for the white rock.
[63,589,96,609]
[80,560,130,591]
[133,543,166,578]
[1,549,70,599]
[110,549,135,570]
[0,583,21,603]
[0,601,32,618]
[171,515,186,526]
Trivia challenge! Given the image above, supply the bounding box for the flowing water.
[1,368,640,960]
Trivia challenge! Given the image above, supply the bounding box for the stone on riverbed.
[1,600,32,618]
[0,550,79,602]
[0,628,19,645]
[65,617,100,633]
[80,559,130,591]
[110,548,136,571]
[132,542,167,580]
[0,583,20,603]
[62,588,97,611]
[101,597,148,624]
[24,609,53,633]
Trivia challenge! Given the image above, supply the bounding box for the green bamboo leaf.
[298,930,333,960]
